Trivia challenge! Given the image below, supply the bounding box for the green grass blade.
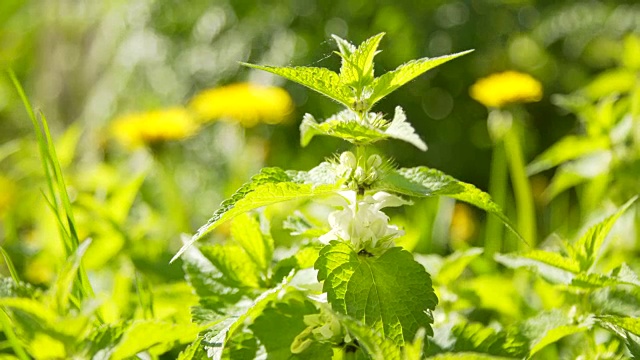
[0,309,30,360]
[0,247,21,284]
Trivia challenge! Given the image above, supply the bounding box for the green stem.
[485,140,507,256]
[504,127,536,247]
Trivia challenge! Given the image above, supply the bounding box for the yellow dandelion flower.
[110,107,199,149]
[189,82,293,127]
[450,203,477,245]
[470,71,543,108]
[0,175,16,218]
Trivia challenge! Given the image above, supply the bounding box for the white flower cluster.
[319,190,408,252]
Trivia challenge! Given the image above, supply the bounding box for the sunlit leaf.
[315,242,437,345]
[172,167,340,262]
[109,320,200,360]
[240,63,353,107]
[230,213,273,273]
[377,166,522,243]
[527,135,610,175]
[570,196,637,271]
[368,50,474,107]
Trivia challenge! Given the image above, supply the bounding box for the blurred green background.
[1,0,640,282]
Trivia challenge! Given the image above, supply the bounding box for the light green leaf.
[527,135,610,175]
[172,168,340,262]
[203,282,287,360]
[299,111,387,147]
[337,33,385,89]
[368,50,474,107]
[435,248,484,285]
[239,63,353,107]
[332,34,356,58]
[494,252,576,285]
[570,196,637,271]
[597,315,640,336]
[529,324,589,356]
[377,167,522,243]
[110,320,200,360]
[177,337,206,360]
[200,245,261,289]
[571,268,640,289]
[336,313,402,360]
[250,293,331,360]
[385,106,427,151]
[426,354,517,360]
[231,213,273,273]
[522,310,593,357]
[315,242,438,345]
[445,322,529,358]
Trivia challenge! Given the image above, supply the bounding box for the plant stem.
[485,140,507,255]
[504,126,536,247]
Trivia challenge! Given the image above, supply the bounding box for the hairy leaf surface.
[172,167,340,262]
[377,167,522,242]
[315,242,437,345]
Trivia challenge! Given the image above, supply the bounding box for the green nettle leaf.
[442,322,529,358]
[239,63,353,107]
[315,241,438,345]
[300,107,426,150]
[367,50,474,108]
[250,295,332,360]
[336,313,403,360]
[242,34,471,114]
[334,33,384,89]
[526,135,610,175]
[494,251,578,285]
[109,320,200,360]
[433,248,484,285]
[230,213,273,274]
[177,337,207,360]
[521,310,593,357]
[569,195,637,271]
[201,281,288,360]
[377,166,522,242]
[598,315,640,336]
[172,167,340,262]
[572,263,640,289]
[300,112,387,147]
[384,106,427,151]
[200,245,261,289]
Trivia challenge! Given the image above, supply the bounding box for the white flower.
[319,190,409,251]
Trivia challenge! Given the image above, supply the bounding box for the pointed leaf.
[571,196,637,271]
[172,168,340,262]
[200,245,261,289]
[339,33,385,88]
[240,63,353,107]
[368,50,473,107]
[447,322,529,358]
[336,313,402,360]
[522,310,593,356]
[377,167,523,243]
[110,320,200,360]
[332,34,356,57]
[527,135,610,175]
[315,242,437,345]
[202,282,287,360]
[299,111,387,147]
[494,252,577,285]
[384,106,427,151]
[230,213,273,273]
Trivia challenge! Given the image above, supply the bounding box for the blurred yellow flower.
[189,83,293,127]
[111,107,199,148]
[470,71,542,108]
[450,203,477,246]
[0,175,16,218]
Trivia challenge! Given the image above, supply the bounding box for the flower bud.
[339,151,357,169]
[367,154,382,169]
[354,167,366,183]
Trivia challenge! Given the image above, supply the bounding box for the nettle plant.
[173,33,519,359]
